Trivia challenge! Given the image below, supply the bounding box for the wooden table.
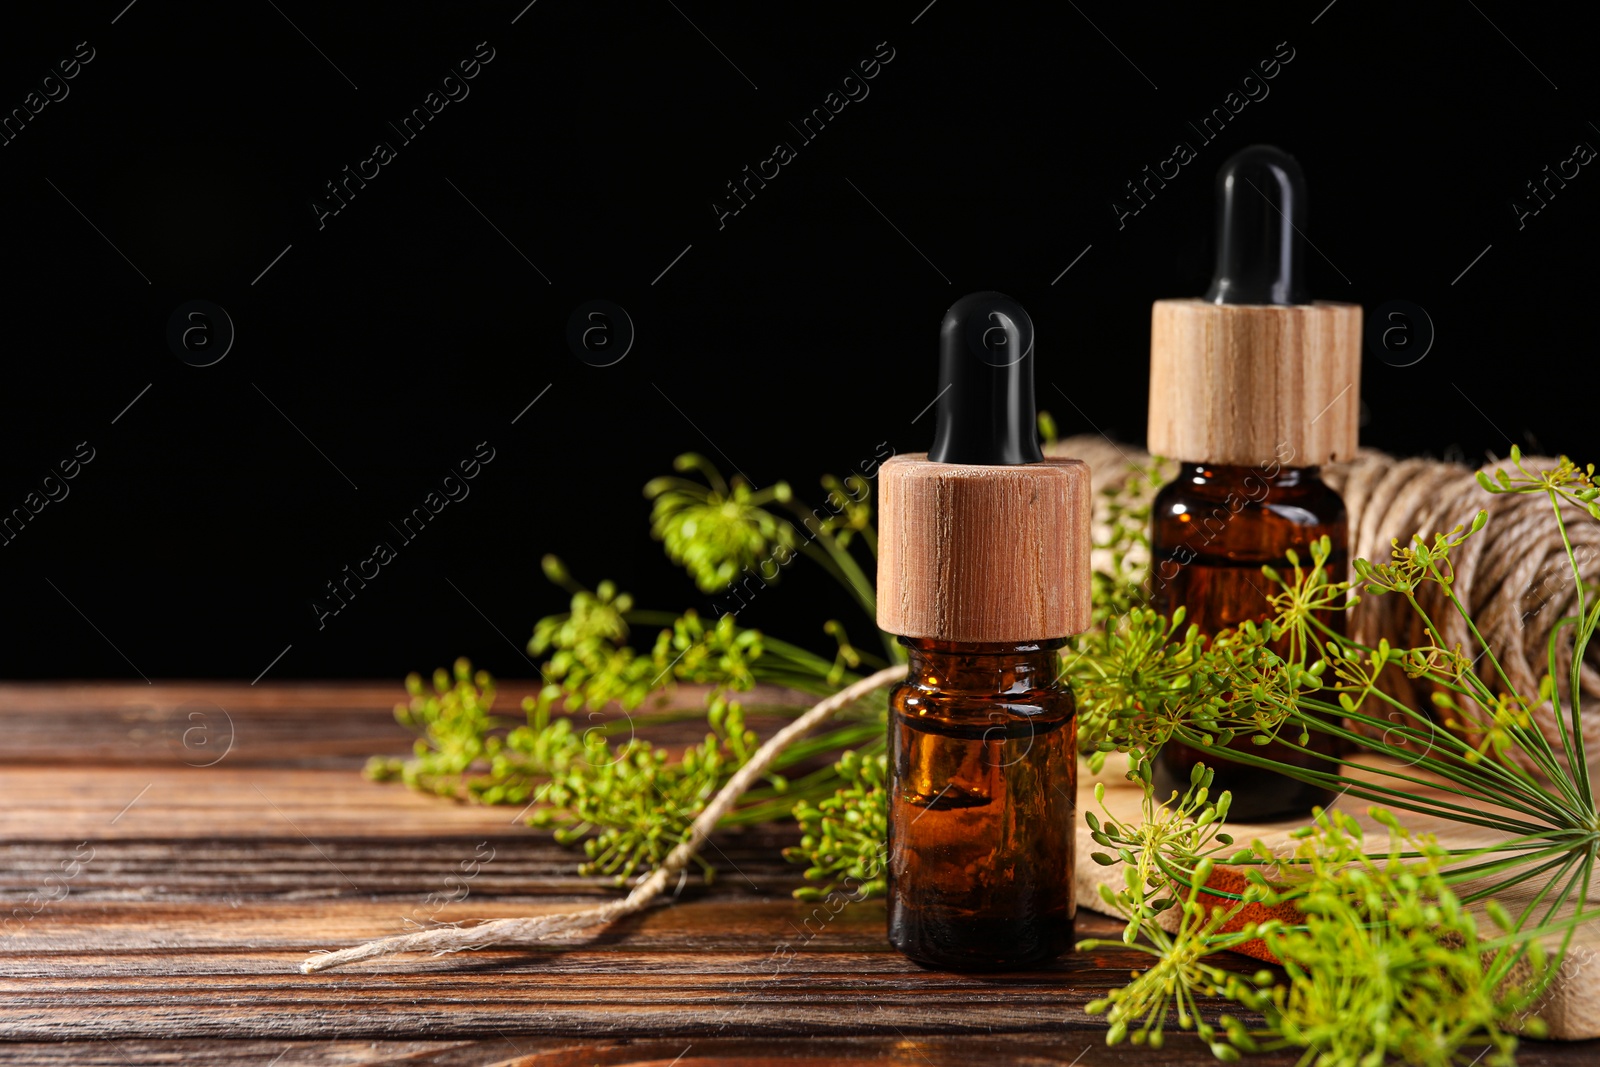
[2,683,1595,1066]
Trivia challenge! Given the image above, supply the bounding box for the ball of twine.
[1050,435,1600,770]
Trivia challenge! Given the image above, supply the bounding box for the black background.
[1,1,1594,681]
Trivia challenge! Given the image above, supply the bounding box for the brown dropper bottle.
[877,292,1092,970]
[1147,146,1362,821]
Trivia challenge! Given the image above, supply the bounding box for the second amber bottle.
[1146,146,1362,819]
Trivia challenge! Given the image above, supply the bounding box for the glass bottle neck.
[1177,460,1324,490]
[901,637,1065,694]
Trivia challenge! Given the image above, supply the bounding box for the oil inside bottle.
[1150,461,1345,820]
[887,639,1076,970]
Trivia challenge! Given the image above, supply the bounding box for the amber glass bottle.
[1146,146,1362,821]
[876,292,1091,971]
[886,637,1076,970]
[1149,462,1345,820]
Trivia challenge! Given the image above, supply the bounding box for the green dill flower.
[531,555,632,658]
[1080,850,1275,1055]
[644,453,795,593]
[1475,444,1599,520]
[374,565,806,883]
[812,473,874,551]
[651,609,764,689]
[363,658,545,803]
[531,696,762,885]
[786,748,889,901]
[529,562,658,712]
[1089,455,1167,626]
[1246,808,1550,1067]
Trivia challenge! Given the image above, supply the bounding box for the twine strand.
[300,664,907,973]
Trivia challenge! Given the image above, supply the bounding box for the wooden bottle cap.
[876,454,1092,643]
[1147,299,1362,469]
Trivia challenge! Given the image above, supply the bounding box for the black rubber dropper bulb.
[926,291,1043,465]
[1204,145,1309,306]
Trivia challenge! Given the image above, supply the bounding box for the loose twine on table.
[1049,435,1600,771]
[299,665,907,974]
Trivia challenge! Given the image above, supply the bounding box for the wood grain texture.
[5,1039,1593,1067]
[1147,299,1361,468]
[876,454,1092,643]
[1,683,1594,1065]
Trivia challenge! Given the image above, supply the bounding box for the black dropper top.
[926,291,1043,465]
[1204,145,1309,306]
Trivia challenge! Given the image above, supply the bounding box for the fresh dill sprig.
[1073,450,1599,1064]
[371,457,888,884]
[1239,809,1551,1067]
[1080,849,1276,1056]
[529,690,764,884]
[365,660,546,800]
[643,454,797,595]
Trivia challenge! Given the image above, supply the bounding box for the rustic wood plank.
[0,682,801,766]
[0,899,1237,1041]
[0,766,526,839]
[0,835,801,900]
[487,1037,1585,1067]
[1,1037,1585,1067]
[0,1035,1385,1067]
[0,1040,517,1067]
[2,683,1596,1065]
[7,1035,1583,1067]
